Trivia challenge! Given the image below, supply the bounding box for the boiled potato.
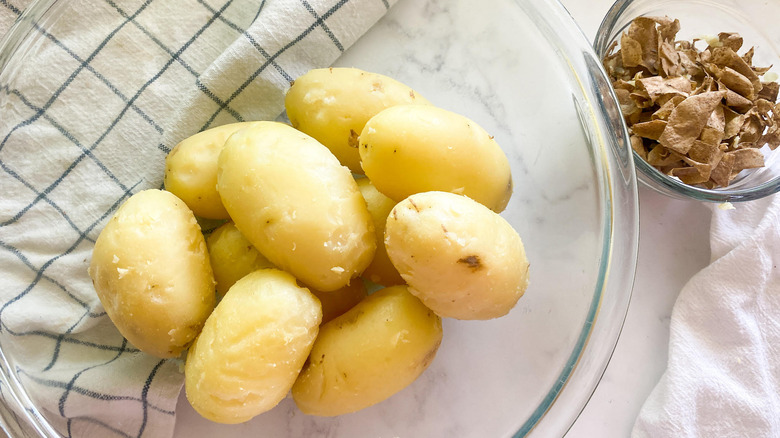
[88,189,216,358]
[355,178,404,286]
[311,280,367,324]
[164,122,256,219]
[359,105,513,212]
[292,285,442,416]
[285,68,430,174]
[207,221,365,320]
[217,121,375,292]
[206,221,275,297]
[185,269,321,424]
[385,191,529,320]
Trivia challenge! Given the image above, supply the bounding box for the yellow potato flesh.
[206,221,275,297]
[217,121,376,292]
[385,191,529,320]
[185,269,322,424]
[355,178,404,286]
[292,285,442,416]
[285,68,430,174]
[359,105,513,212]
[206,220,365,320]
[88,189,216,358]
[164,122,256,219]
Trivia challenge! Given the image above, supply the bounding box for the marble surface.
[559,1,713,437]
[566,188,711,437]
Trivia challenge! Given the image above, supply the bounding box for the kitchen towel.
[633,195,780,437]
[0,1,31,39]
[0,0,394,436]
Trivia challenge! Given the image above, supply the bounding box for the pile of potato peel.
[603,16,780,187]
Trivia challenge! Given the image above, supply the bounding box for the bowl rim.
[0,2,72,437]
[593,0,780,203]
[511,0,639,436]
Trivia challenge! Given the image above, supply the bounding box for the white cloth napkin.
[0,1,394,437]
[633,195,780,437]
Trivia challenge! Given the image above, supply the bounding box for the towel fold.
[633,195,780,438]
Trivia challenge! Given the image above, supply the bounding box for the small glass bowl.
[594,0,780,202]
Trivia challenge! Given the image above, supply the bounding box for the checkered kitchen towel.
[0,0,395,436]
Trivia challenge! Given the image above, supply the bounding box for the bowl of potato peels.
[595,0,780,203]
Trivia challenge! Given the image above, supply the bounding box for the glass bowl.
[594,0,780,203]
[0,0,638,437]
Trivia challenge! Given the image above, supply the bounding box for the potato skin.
[206,221,275,297]
[285,68,429,174]
[164,122,255,219]
[356,178,404,286]
[292,285,442,416]
[359,105,513,212]
[185,269,322,424]
[88,189,216,358]
[385,191,529,320]
[217,121,376,292]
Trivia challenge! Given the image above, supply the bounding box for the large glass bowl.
[0,0,639,437]
[594,0,780,203]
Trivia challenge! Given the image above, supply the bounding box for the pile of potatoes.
[88,68,530,424]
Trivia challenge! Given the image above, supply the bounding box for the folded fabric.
[1,1,33,39]
[633,195,780,437]
[0,0,394,436]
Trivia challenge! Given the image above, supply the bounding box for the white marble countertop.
[559,1,713,436]
[566,188,711,437]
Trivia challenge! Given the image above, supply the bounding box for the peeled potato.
[206,221,275,297]
[355,178,404,286]
[207,220,365,321]
[164,122,255,219]
[359,105,513,212]
[185,269,322,424]
[385,191,529,320]
[88,189,216,358]
[285,67,430,174]
[217,121,376,291]
[292,285,442,416]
